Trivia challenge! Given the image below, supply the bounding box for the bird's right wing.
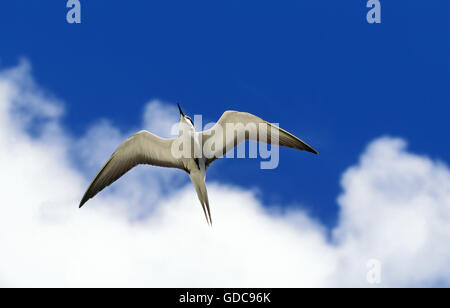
[201,111,318,169]
[79,130,185,208]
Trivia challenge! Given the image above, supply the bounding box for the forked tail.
[189,171,212,226]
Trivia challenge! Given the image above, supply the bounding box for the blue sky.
[1,0,449,230]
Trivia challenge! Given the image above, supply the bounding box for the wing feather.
[201,111,317,168]
[79,130,184,208]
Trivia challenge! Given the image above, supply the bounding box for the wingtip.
[79,198,87,209]
[305,147,318,155]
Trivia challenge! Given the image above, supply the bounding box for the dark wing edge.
[202,111,318,169]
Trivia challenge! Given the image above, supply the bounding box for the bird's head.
[178,103,194,132]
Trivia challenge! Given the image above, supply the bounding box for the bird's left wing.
[79,130,185,208]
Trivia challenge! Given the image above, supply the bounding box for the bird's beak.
[177,103,185,117]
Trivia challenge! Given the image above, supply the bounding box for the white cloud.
[142,99,180,138]
[333,138,450,287]
[0,61,449,287]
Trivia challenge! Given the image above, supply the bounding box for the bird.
[79,104,318,225]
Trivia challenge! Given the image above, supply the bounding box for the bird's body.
[79,105,317,225]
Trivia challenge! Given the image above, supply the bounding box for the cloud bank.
[0,61,449,287]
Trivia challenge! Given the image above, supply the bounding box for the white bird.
[79,105,318,225]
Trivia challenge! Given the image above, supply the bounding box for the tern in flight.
[79,105,318,225]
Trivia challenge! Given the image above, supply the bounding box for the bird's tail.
[189,171,212,226]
